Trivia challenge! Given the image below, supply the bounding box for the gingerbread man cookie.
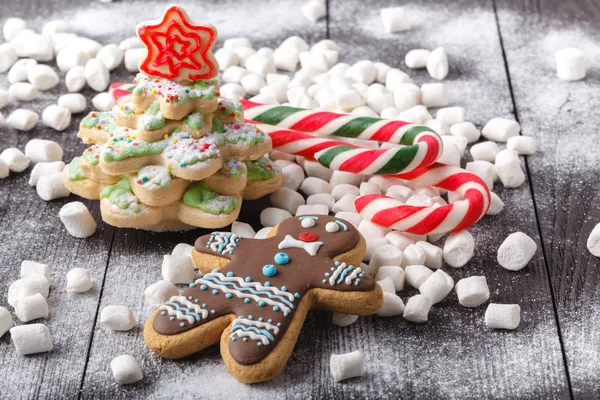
[144,215,383,383]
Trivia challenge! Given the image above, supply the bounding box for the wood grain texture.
[496,0,600,398]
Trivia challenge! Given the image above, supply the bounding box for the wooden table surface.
[1,0,599,398]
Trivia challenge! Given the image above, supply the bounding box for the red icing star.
[136,5,218,82]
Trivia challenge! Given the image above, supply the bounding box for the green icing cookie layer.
[68,157,86,181]
[139,101,166,131]
[102,129,168,162]
[100,179,141,213]
[183,111,205,130]
[81,111,118,132]
[132,73,219,104]
[183,182,239,215]
[245,156,279,182]
[82,145,101,166]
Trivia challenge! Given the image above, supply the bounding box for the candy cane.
[109,82,136,105]
[242,100,441,145]
[355,163,490,234]
[252,122,442,175]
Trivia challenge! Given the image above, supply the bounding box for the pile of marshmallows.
[0,17,144,135]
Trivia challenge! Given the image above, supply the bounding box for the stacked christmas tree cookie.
[63,6,281,231]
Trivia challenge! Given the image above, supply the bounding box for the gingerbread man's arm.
[193,232,268,274]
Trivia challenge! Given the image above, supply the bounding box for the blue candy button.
[262,264,277,277]
[274,252,289,265]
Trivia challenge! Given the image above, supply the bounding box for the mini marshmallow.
[495,148,519,164]
[270,187,305,215]
[331,184,360,201]
[162,254,195,284]
[281,163,305,191]
[376,292,405,317]
[260,207,292,227]
[12,31,53,61]
[172,243,194,262]
[397,105,431,124]
[215,48,239,71]
[497,232,537,271]
[485,304,521,330]
[36,172,70,201]
[401,244,426,268]
[415,241,443,269]
[144,280,178,306]
[8,58,37,83]
[377,277,396,294]
[20,260,50,280]
[426,47,449,80]
[15,293,49,322]
[330,350,365,382]
[27,64,59,91]
[470,141,499,162]
[386,69,412,92]
[334,211,362,228]
[555,48,585,81]
[385,231,414,251]
[240,73,266,96]
[359,182,381,196]
[0,43,18,73]
[0,148,30,172]
[588,223,600,257]
[302,0,327,23]
[487,192,504,216]
[220,83,246,101]
[419,269,454,304]
[85,59,109,91]
[455,276,489,307]
[443,230,474,268]
[368,244,403,276]
[255,227,273,239]
[0,307,12,338]
[306,193,335,211]
[25,139,63,163]
[42,104,71,131]
[425,119,450,136]
[364,238,390,262]
[482,117,520,142]
[124,48,144,72]
[273,48,299,72]
[495,157,525,188]
[335,89,365,111]
[42,20,69,37]
[300,177,332,196]
[8,275,50,307]
[403,294,432,323]
[65,267,93,293]
[296,204,329,216]
[65,66,86,92]
[347,60,377,85]
[507,136,536,155]
[29,161,65,186]
[222,66,249,84]
[9,82,37,101]
[380,7,410,33]
[304,160,334,181]
[351,106,378,118]
[442,135,468,157]
[59,201,97,238]
[406,194,434,207]
[380,107,399,119]
[10,324,53,355]
[332,194,357,213]
[267,73,291,87]
[92,92,115,112]
[405,49,430,69]
[56,48,90,72]
[369,176,404,192]
[233,47,256,65]
[300,51,329,73]
[329,170,362,187]
[375,265,405,291]
[100,305,135,331]
[405,265,433,289]
[466,161,495,190]
[260,84,288,103]
[436,107,465,126]
[58,93,87,114]
[245,55,276,77]
[332,312,359,327]
[4,18,27,41]
[420,83,447,108]
[358,220,391,240]
[96,44,124,71]
[111,355,143,385]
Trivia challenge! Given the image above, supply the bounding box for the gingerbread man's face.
[146,215,381,383]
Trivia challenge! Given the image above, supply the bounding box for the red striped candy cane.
[109,82,136,105]
[252,122,442,175]
[355,163,491,234]
[242,100,442,146]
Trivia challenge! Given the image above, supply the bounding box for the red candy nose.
[299,232,319,242]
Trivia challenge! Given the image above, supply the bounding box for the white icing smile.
[278,235,323,256]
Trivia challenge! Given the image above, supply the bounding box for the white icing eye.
[325,222,340,232]
[301,218,316,228]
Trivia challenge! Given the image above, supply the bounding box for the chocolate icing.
[153,215,375,365]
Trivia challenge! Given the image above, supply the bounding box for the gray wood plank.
[496,0,600,398]
[325,0,570,398]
